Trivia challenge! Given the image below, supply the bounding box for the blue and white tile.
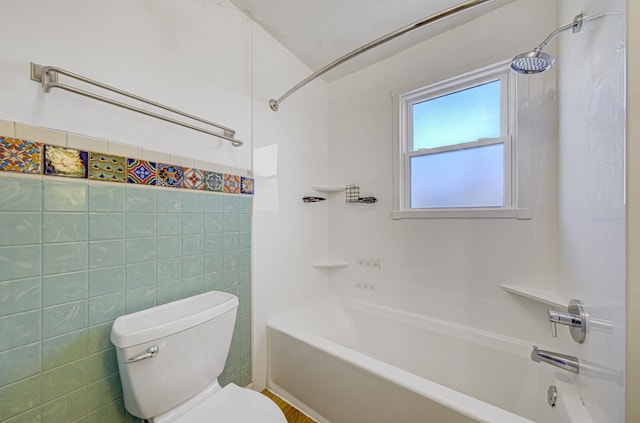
[41,359,87,402]
[43,181,87,212]
[43,242,88,275]
[0,245,41,282]
[88,184,125,212]
[43,213,88,243]
[0,310,41,350]
[89,266,125,297]
[0,176,42,211]
[42,301,86,339]
[42,329,88,370]
[42,271,87,307]
[125,287,156,314]
[41,386,87,423]
[0,343,41,386]
[0,375,41,422]
[88,292,124,326]
[0,277,40,317]
[126,238,156,264]
[125,186,156,212]
[88,240,125,269]
[0,213,41,246]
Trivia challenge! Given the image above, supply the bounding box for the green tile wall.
[0,174,252,423]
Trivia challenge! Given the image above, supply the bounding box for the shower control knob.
[548,299,587,344]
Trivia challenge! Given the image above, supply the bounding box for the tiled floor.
[262,389,316,423]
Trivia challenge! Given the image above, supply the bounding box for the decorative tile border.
[183,168,205,190]
[128,159,157,185]
[0,136,253,195]
[205,171,224,192]
[44,145,88,178]
[88,152,127,183]
[0,136,42,174]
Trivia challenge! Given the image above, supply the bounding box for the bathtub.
[267,296,593,423]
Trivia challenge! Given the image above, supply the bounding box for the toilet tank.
[110,291,239,419]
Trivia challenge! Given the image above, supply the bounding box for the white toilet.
[110,291,286,423]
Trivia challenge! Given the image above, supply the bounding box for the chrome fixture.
[30,63,243,147]
[510,13,584,74]
[125,346,159,364]
[547,385,557,407]
[269,0,493,111]
[549,299,587,344]
[531,346,580,374]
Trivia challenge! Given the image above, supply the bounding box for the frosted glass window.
[412,80,501,150]
[410,143,504,208]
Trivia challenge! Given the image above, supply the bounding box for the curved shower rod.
[30,63,243,147]
[269,0,493,111]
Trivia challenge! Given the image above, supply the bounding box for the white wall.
[556,1,627,422]
[0,0,330,394]
[327,0,558,341]
[627,1,640,420]
[250,23,330,390]
[0,0,252,170]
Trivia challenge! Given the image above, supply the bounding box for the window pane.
[410,143,504,208]
[412,80,501,150]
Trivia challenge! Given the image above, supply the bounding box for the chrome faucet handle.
[548,299,587,344]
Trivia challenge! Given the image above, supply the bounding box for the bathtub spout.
[531,346,579,374]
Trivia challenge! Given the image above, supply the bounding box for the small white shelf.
[501,284,569,309]
[312,186,344,193]
[313,259,349,269]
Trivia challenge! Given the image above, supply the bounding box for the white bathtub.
[267,296,593,423]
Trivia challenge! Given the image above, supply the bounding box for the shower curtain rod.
[269,0,493,111]
[30,63,243,147]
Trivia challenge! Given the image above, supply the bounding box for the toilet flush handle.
[125,346,159,364]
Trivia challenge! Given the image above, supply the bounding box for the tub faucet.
[531,346,580,374]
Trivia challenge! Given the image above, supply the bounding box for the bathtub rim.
[267,294,538,423]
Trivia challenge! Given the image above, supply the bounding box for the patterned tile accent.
[183,168,205,190]
[240,176,254,195]
[0,130,252,195]
[88,152,126,183]
[157,164,183,188]
[127,159,157,185]
[223,174,240,194]
[44,145,88,178]
[0,137,43,174]
[205,171,224,192]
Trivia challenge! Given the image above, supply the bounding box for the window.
[393,61,525,219]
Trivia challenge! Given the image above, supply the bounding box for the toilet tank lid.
[110,291,239,348]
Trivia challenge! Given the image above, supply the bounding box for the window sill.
[391,208,532,220]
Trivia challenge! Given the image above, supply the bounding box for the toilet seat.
[157,383,287,423]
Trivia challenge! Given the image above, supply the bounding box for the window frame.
[392,61,530,219]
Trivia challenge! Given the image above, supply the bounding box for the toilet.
[110,291,286,423]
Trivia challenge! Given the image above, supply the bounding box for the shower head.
[510,49,554,74]
[510,13,584,75]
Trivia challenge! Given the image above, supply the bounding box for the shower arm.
[268,0,493,111]
[534,13,584,52]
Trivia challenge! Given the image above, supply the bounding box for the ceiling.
[229,0,515,81]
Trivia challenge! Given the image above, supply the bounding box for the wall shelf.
[312,186,345,192]
[501,284,569,309]
[312,259,349,269]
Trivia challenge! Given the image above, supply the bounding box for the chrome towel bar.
[30,63,243,147]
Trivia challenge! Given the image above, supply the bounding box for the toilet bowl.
[110,291,286,423]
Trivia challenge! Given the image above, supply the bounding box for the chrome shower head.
[510,49,555,74]
[510,13,584,75]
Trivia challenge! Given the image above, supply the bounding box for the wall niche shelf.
[313,259,349,269]
[501,284,569,309]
